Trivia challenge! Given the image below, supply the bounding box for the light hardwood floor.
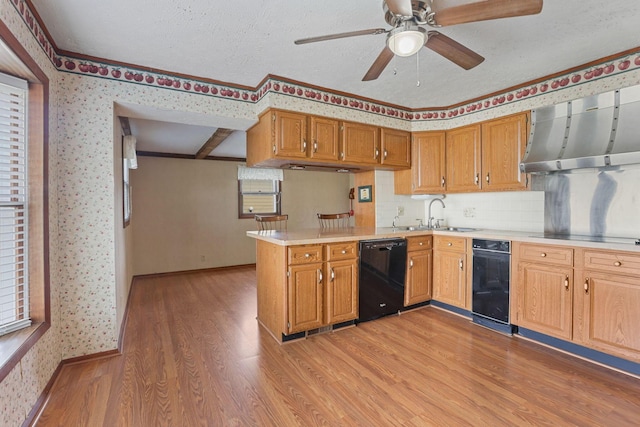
[35,266,640,426]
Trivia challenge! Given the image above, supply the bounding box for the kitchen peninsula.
[248,227,640,376]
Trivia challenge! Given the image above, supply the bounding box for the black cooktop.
[530,233,640,245]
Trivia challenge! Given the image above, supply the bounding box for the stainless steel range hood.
[520,85,640,173]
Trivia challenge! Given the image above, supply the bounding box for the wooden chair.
[255,214,288,231]
[317,212,351,229]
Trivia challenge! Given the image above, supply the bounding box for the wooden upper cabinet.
[380,128,410,168]
[341,121,380,165]
[446,124,481,193]
[273,110,308,158]
[414,131,446,193]
[481,112,529,191]
[309,116,340,161]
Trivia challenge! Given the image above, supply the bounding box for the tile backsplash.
[377,170,545,232]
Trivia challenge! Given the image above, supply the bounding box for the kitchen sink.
[434,227,479,232]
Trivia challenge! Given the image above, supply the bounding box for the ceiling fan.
[294,0,543,81]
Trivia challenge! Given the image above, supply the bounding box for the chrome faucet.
[392,215,399,229]
[427,198,445,229]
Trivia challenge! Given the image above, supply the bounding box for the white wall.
[130,157,351,274]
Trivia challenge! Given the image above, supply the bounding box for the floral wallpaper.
[2,0,640,425]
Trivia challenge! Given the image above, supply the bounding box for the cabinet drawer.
[433,235,466,252]
[519,244,573,266]
[288,245,323,265]
[407,235,433,252]
[325,241,358,261]
[583,250,640,276]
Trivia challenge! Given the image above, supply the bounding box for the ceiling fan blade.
[294,28,387,45]
[425,31,484,70]
[362,47,395,81]
[385,0,413,17]
[433,0,543,27]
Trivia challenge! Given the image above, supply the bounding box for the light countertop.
[246,227,640,252]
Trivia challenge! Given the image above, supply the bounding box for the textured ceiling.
[27,0,640,157]
[31,0,640,109]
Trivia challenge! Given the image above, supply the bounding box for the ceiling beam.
[119,116,131,136]
[195,128,234,159]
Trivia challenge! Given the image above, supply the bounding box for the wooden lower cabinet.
[514,243,640,363]
[325,259,359,324]
[515,262,573,340]
[287,243,358,335]
[405,236,433,306]
[432,236,468,309]
[574,248,640,362]
[287,263,324,333]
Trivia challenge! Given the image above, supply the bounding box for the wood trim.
[132,264,257,280]
[0,17,51,383]
[23,358,62,427]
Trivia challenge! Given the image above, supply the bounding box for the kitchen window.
[237,166,283,219]
[0,73,29,336]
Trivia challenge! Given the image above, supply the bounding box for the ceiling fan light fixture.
[387,25,426,57]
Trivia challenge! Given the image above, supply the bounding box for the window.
[0,73,29,336]
[237,166,283,219]
[238,178,281,218]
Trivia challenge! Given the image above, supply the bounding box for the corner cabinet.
[432,236,469,309]
[255,239,358,342]
[395,131,446,195]
[405,235,433,306]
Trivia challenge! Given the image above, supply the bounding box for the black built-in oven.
[471,238,515,334]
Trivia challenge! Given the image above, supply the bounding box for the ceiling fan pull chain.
[416,52,421,87]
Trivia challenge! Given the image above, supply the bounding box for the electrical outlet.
[397,206,405,216]
[463,207,476,218]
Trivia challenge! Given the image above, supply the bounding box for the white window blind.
[0,73,29,336]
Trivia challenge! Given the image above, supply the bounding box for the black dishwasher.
[357,238,407,323]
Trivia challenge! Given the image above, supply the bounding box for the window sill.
[0,322,49,382]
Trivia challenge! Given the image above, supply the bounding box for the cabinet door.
[288,264,324,333]
[309,116,340,161]
[577,272,640,362]
[274,110,308,158]
[481,112,528,191]
[325,259,358,324]
[445,124,481,193]
[413,131,447,193]
[405,250,433,306]
[515,262,573,340]
[433,250,466,308]
[341,121,380,165]
[381,128,411,168]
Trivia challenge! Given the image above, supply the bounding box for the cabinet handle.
[330,268,335,281]
[540,252,547,257]
[564,276,569,290]
[302,139,307,152]
[486,173,490,184]
[272,144,276,153]
[305,253,310,258]
[409,259,414,269]
[318,269,323,283]
[341,250,347,254]
[614,261,622,267]
[341,152,345,160]
[448,242,452,246]
[313,141,318,153]
[419,242,423,246]
[475,174,479,185]
[584,277,589,293]
[375,149,379,159]
[441,176,445,187]
[384,149,388,159]
[459,259,464,270]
